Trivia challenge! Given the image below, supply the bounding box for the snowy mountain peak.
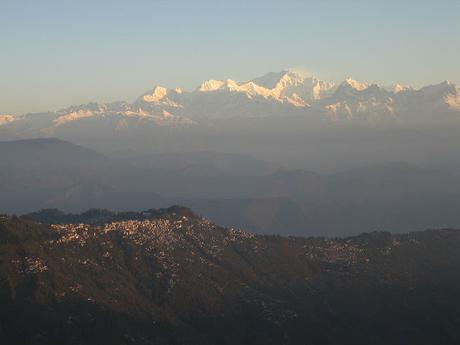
[387,84,412,93]
[244,70,336,103]
[57,102,111,115]
[197,79,244,92]
[250,70,306,90]
[136,86,184,109]
[277,70,307,85]
[342,77,369,91]
[197,79,226,92]
[0,114,15,126]
[141,86,169,102]
[250,71,291,89]
[419,81,459,97]
[438,81,460,110]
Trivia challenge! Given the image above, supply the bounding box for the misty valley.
[1,134,460,237]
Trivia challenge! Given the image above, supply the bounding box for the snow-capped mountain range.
[1,71,460,137]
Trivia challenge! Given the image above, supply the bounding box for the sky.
[1,0,459,114]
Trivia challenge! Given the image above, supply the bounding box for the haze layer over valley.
[2,137,460,237]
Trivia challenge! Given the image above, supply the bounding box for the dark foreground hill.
[1,207,460,344]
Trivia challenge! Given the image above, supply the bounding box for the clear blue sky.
[1,0,459,114]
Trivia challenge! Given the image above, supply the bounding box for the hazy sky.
[1,0,459,114]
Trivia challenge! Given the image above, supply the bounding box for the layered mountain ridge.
[3,138,460,236]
